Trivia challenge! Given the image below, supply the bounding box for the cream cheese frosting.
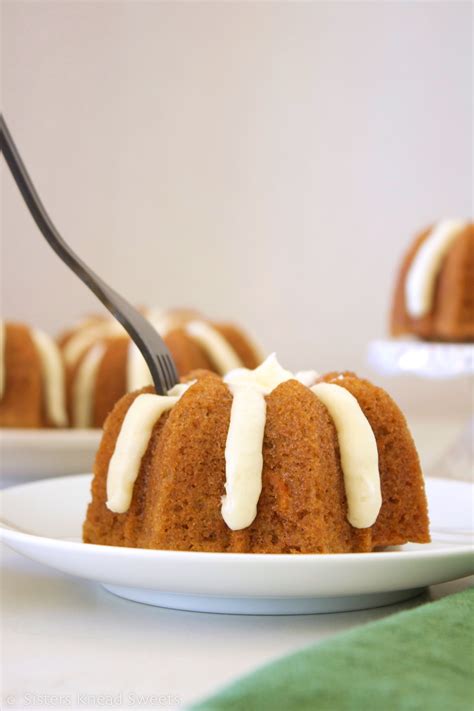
[405,219,468,318]
[221,385,266,530]
[224,353,294,393]
[294,369,320,388]
[72,343,106,428]
[185,321,243,374]
[221,353,317,531]
[30,329,68,428]
[221,355,304,531]
[106,383,191,513]
[311,382,381,528]
[0,321,5,399]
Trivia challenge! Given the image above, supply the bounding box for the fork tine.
[166,359,176,391]
[171,362,179,388]
[162,355,177,391]
[159,357,171,392]
[163,357,175,392]
[168,354,179,383]
[157,357,170,392]
[168,355,180,389]
[155,356,169,393]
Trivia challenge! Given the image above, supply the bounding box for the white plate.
[0,475,472,615]
[0,429,101,483]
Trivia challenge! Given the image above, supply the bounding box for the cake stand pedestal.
[368,340,473,482]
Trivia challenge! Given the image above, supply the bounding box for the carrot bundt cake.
[84,355,430,553]
[60,308,263,429]
[391,220,474,342]
[0,321,67,428]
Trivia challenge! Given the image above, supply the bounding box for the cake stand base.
[368,339,473,482]
[428,417,473,482]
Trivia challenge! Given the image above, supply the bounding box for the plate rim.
[0,428,102,439]
[1,473,473,562]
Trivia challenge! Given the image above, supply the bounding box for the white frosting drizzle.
[311,382,382,529]
[221,355,294,530]
[294,369,320,387]
[185,320,242,374]
[63,320,125,366]
[221,385,266,530]
[405,219,468,318]
[30,329,68,427]
[0,321,5,400]
[106,383,191,513]
[72,343,106,428]
[224,353,294,393]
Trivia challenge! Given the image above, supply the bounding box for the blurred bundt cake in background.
[59,308,264,428]
[391,220,474,342]
[0,321,67,428]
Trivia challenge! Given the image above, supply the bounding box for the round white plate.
[0,474,472,615]
[0,429,102,483]
[368,339,474,379]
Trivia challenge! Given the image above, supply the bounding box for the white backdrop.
[1,1,472,414]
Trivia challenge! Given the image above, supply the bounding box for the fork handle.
[0,114,178,395]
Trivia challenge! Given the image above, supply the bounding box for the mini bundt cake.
[84,355,430,553]
[60,308,264,429]
[391,220,474,342]
[0,321,67,428]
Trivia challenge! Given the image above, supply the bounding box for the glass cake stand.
[368,339,473,481]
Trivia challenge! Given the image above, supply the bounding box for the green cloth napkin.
[192,587,474,711]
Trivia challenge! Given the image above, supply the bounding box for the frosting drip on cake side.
[221,385,266,530]
[221,354,295,530]
[405,219,468,318]
[0,321,5,399]
[72,343,106,428]
[106,384,191,513]
[31,329,68,428]
[311,382,381,528]
[185,321,243,374]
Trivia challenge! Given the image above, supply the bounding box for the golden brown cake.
[0,321,67,428]
[60,308,264,429]
[83,356,430,553]
[391,220,474,342]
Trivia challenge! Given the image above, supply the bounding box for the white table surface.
[1,414,473,710]
[2,545,472,711]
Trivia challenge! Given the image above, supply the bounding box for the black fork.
[0,114,179,395]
